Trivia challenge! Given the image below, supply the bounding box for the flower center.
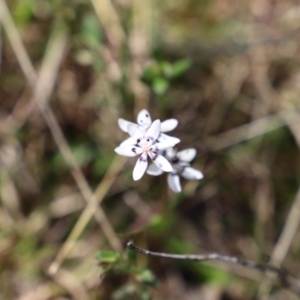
[138,138,153,152]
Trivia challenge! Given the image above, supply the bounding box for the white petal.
[137,109,152,126]
[177,148,197,162]
[155,142,177,151]
[118,118,136,133]
[114,145,143,157]
[127,124,142,140]
[165,147,176,159]
[181,167,203,180]
[133,153,148,180]
[120,137,136,146]
[168,173,182,193]
[150,153,173,172]
[146,119,161,142]
[147,163,164,176]
[161,119,178,132]
[158,133,180,145]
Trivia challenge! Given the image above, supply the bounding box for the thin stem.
[127,241,300,293]
[48,155,127,275]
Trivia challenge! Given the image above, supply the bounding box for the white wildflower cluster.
[115,110,203,193]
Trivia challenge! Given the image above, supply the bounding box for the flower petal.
[167,173,182,193]
[161,119,178,132]
[146,119,161,142]
[181,167,203,180]
[120,137,136,146]
[150,153,173,172]
[158,133,180,145]
[118,118,136,132]
[133,153,148,180]
[137,109,152,126]
[147,163,164,176]
[165,147,176,159]
[155,142,177,151]
[114,145,143,157]
[177,148,197,162]
[127,123,143,141]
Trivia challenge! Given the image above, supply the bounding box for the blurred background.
[1,0,300,299]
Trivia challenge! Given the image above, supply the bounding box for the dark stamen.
[172,157,180,164]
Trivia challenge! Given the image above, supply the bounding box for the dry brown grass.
[1,0,300,299]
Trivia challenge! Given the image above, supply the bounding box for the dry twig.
[127,241,300,294]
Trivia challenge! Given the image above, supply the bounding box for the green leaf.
[112,262,133,274]
[135,269,158,288]
[13,0,34,25]
[95,250,121,263]
[80,14,102,49]
[152,77,169,95]
[141,64,161,83]
[171,59,191,77]
[112,283,137,300]
[139,287,152,300]
[126,246,137,262]
[161,61,173,78]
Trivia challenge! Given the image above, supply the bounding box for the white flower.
[115,120,177,181]
[147,148,203,193]
[118,109,180,146]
